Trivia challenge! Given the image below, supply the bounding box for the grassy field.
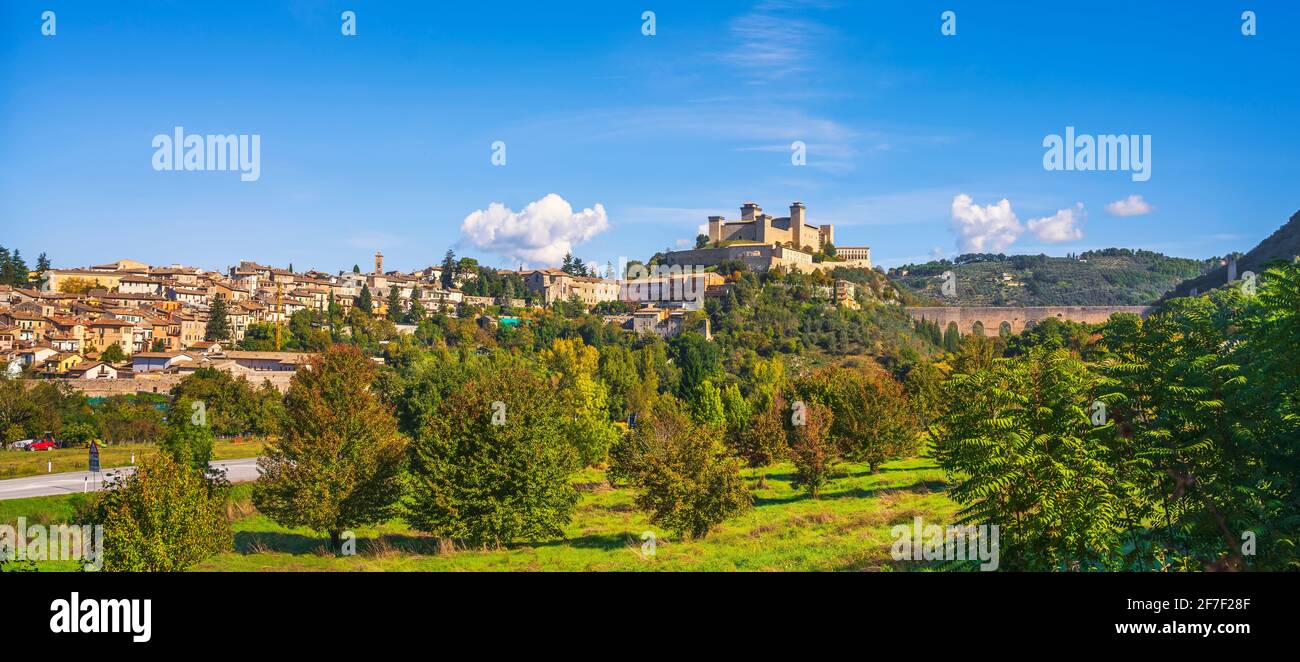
[2,456,961,571]
[0,439,264,480]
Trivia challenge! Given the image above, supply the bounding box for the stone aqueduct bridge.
[906,306,1153,335]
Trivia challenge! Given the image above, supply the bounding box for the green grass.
[2,457,960,572]
[0,439,264,480]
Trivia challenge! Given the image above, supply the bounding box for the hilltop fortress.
[661,201,872,273]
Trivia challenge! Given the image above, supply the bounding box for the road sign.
[88,441,100,473]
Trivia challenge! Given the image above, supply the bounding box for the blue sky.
[3,0,1298,272]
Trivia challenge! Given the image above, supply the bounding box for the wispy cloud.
[717,1,843,82]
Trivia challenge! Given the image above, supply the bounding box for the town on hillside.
[0,202,876,394]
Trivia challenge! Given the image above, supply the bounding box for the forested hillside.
[889,249,1214,306]
[1165,209,1300,299]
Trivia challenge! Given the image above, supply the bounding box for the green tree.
[254,345,408,551]
[238,323,278,351]
[440,249,456,289]
[100,343,126,362]
[934,346,1124,570]
[94,395,164,445]
[9,249,28,285]
[386,286,403,322]
[406,286,427,323]
[356,285,373,315]
[407,362,580,545]
[943,321,960,353]
[598,345,639,421]
[686,379,726,428]
[719,382,751,449]
[205,298,231,341]
[669,332,719,398]
[159,398,216,472]
[736,395,788,470]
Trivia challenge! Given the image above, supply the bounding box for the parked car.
[29,433,59,451]
[9,439,34,450]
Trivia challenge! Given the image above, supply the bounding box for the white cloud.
[1028,203,1085,243]
[459,194,609,266]
[950,194,1023,252]
[1105,194,1154,217]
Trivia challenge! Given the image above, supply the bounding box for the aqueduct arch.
[907,306,1152,336]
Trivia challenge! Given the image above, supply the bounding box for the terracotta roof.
[89,318,134,327]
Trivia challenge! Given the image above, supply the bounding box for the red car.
[28,434,58,451]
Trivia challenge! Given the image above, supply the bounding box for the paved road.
[0,457,261,500]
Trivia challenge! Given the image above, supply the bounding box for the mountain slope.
[889,249,1214,306]
[1165,209,1300,299]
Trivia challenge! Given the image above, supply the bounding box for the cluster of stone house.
[2,203,873,381]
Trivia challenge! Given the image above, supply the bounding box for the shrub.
[92,454,231,571]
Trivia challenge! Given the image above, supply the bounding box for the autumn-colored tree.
[619,394,751,539]
[543,337,621,466]
[792,366,921,473]
[92,453,231,571]
[253,345,408,551]
[788,401,835,497]
[57,276,99,294]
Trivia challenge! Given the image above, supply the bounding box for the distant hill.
[889,249,1215,306]
[1165,210,1300,299]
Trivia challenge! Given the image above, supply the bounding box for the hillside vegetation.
[890,249,1214,306]
[1165,209,1300,299]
